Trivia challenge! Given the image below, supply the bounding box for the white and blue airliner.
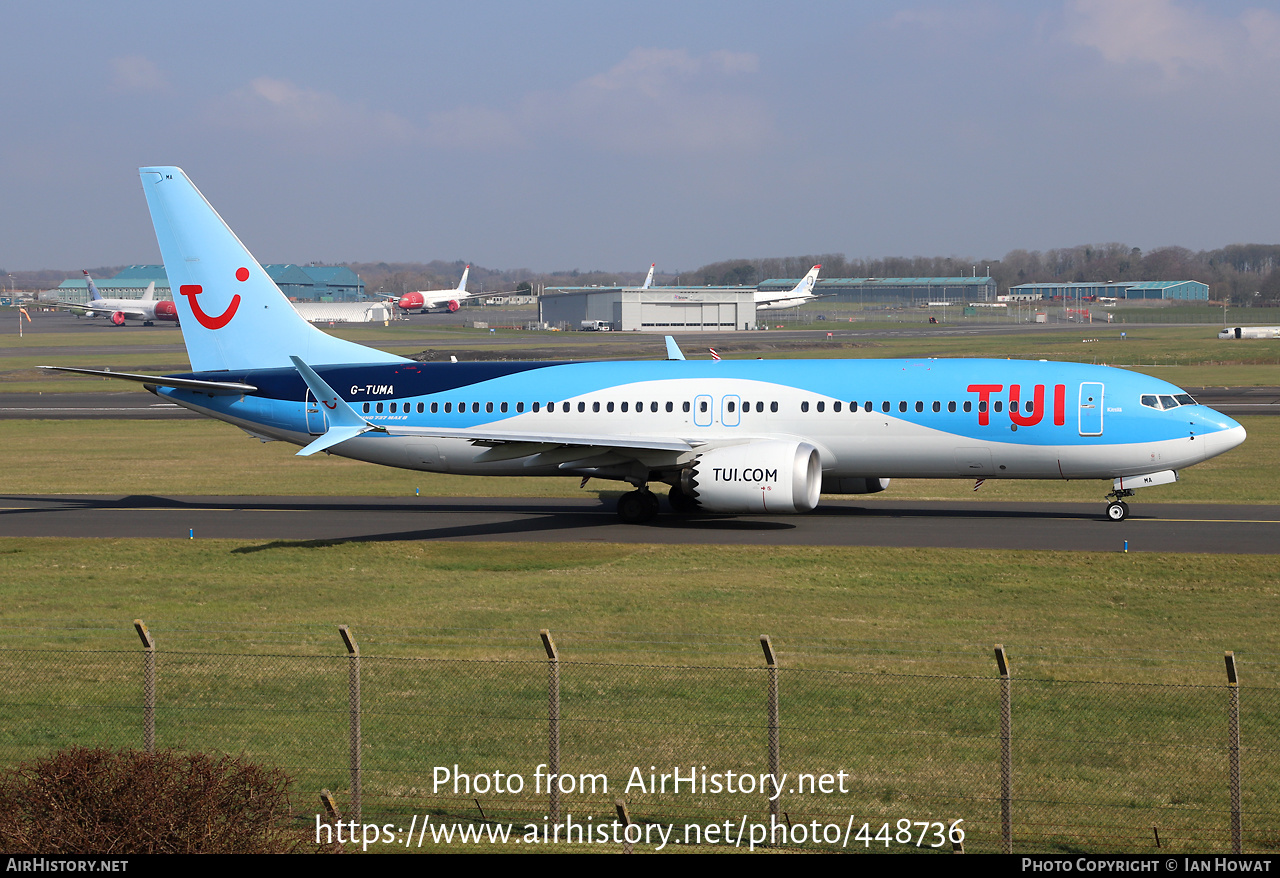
[49,168,1246,523]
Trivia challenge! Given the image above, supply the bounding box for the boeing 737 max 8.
[46,168,1246,524]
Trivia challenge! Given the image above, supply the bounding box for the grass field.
[3,320,1279,853]
[3,539,1278,853]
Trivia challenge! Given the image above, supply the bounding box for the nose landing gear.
[1104,487,1135,521]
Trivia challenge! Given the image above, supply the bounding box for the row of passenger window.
[356,397,1031,416]
[801,399,1031,414]
[359,399,784,415]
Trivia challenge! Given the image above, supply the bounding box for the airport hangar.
[53,264,367,303]
[539,276,998,331]
[51,264,390,322]
[539,285,758,331]
[1008,281,1210,302]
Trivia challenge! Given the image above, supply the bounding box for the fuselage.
[155,357,1245,484]
[755,296,817,312]
[77,297,178,324]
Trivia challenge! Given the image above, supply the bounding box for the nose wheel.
[1104,488,1134,522]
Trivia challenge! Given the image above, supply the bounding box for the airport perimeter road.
[2,495,1277,553]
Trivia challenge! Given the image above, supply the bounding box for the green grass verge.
[2,540,1278,853]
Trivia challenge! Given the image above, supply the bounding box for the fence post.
[761,635,780,825]
[339,625,361,825]
[615,799,634,854]
[995,644,1012,854]
[541,629,560,826]
[1226,651,1241,854]
[133,620,155,753]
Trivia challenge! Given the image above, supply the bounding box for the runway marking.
[1133,518,1280,524]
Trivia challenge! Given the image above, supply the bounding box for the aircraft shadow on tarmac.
[0,494,1100,521]
[0,493,1126,557]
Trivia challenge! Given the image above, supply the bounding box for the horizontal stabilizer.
[39,366,257,394]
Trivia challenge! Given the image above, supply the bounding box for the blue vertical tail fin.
[138,167,407,372]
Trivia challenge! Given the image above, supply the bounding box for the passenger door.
[305,389,327,435]
[1078,383,1103,436]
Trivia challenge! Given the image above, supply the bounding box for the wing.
[288,356,710,465]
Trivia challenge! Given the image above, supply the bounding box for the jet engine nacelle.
[447,299,460,312]
[111,311,126,325]
[154,300,179,322]
[682,440,822,513]
[822,476,891,495]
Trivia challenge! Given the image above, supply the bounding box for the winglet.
[289,355,384,455]
[664,335,686,361]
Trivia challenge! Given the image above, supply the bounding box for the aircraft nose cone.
[1202,423,1246,461]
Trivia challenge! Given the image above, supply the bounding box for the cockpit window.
[1141,393,1198,411]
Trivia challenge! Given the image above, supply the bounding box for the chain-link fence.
[1,627,1276,854]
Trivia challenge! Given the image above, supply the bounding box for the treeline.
[10,242,1280,305]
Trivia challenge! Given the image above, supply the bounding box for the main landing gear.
[616,488,660,524]
[1104,488,1135,522]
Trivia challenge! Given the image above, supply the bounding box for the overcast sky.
[4,0,1279,273]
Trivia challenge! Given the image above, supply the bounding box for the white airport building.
[539,285,758,332]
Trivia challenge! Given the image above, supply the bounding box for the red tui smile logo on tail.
[178,267,249,330]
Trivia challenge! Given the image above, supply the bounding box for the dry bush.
[0,747,332,854]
